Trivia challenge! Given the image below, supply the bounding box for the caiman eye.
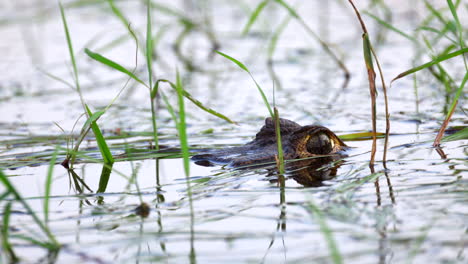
[306,132,333,155]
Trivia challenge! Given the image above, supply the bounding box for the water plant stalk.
[1,202,18,263]
[0,170,60,249]
[243,0,350,88]
[44,147,58,226]
[307,201,343,264]
[347,0,386,166]
[146,0,159,151]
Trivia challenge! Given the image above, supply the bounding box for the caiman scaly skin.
[192,117,347,167]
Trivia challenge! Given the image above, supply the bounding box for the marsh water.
[1,0,467,263]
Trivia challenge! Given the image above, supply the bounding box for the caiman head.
[249,117,347,160]
[191,117,347,168]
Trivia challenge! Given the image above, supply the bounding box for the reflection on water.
[285,157,343,187]
[0,0,467,263]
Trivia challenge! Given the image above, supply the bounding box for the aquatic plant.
[0,170,61,262]
[367,0,468,147]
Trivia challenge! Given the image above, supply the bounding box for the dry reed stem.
[347,0,379,165]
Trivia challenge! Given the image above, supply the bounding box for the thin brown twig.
[433,101,457,147]
[347,0,378,165]
[370,45,390,168]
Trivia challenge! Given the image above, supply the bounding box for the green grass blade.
[307,201,343,264]
[182,89,238,124]
[274,0,299,18]
[175,71,190,177]
[59,2,79,92]
[435,70,468,145]
[81,110,105,133]
[273,107,285,174]
[107,0,129,27]
[146,0,153,88]
[97,163,114,193]
[0,191,10,200]
[392,47,468,82]
[0,170,59,247]
[37,68,75,90]
[424,0,448,25]
[85,105,114,164]
[338,132,386,141]
[216,51,273,117]
[417,26,457,44]
[364,11,417,43]
[106,0,142,58]
[447,0,467,69]
[160,91,178,123]
[447,0,462,36]
[151,79,163,99]
[154,79,237,124]
[9,234,59,250]
[44,147,59,225]
[145,0,159,151]
[149,1,192,24]
[363,33,374,71]
[59,1,85,111]
[252,78,274,117]
[448,69,468,114]
[268,16,291,57]
[215,50,249,72]
[84,48,148,88]
[443,127,468,141]
[242,0,269,35]
[2,201,18,263]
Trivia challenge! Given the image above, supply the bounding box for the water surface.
[0,1,467,263]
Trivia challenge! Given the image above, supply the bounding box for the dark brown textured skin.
[192,118,347,167]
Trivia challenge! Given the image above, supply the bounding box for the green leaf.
[200,128,214,134]
[107,0,129,27]
[2,201,18,262]
[84,48,147,87]
[362,33,374,71]
[81,110,105,133]
[216,51,273,117]
[149,1,192,24]
[307,201,343,264]
[339,132,386,141]
[44,147,59,225]
[59,1,80,93]
[160,91,178,124]
[253,79,274,117]
[274,107,285,174]
[274,0,299,18]
[97,163,114,193]
[447,0,461,32]
[146,0,153,88]
[424,0,447,25]
[85,105,114,164]
[443,127,468,141]
[0,170,59,247]
[364,11,417,43]
[447,0,466,53]
[182,89,238,124]
[175,71,190,177]
[448,69,468,115]
[215,51,249,72]
[242,0,269,35]
[392,47,468,82]
[155,79,237,124]
[268,16,291,57]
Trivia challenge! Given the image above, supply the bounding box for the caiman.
[192,117,347,168]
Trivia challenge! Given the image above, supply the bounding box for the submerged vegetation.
[0,0,466,263]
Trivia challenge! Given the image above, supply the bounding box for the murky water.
[1,0,467,263]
